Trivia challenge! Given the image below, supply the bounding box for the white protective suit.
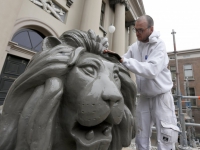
[122,31,180,150]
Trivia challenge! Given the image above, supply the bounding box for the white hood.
[148,31,160,43]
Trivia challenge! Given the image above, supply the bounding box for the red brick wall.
[169,57,200,107]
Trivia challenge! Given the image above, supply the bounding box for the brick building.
[168,49,200,135]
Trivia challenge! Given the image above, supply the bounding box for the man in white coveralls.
[104,15,180,150]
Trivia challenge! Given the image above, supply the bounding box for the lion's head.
[0,29,137,150]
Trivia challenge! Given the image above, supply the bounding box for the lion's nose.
[101,86,122,107]
[101,81,124,124]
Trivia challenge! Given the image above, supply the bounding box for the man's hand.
[103,49,114,54]
[103,50,123,63]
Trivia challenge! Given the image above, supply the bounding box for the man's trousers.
[135,91,180,150]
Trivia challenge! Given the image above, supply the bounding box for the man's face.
[134,19,153,42]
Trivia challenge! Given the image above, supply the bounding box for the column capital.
[109,0,129,11]
[125,21,135,28]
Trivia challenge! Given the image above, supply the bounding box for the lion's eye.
[81,66,97,77]
[113,71,119,81]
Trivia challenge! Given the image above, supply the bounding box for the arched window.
[12,28,45,52]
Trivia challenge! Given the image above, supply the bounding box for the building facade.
[168,49,200,135]
[0,0,145,105]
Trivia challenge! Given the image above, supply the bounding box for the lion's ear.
[42,36,62,51]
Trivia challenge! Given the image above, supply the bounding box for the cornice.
[7,41,36,56]
[168,48,200,55]
[126,0,137,20]
[109,0,129,11]
[130,0,145,17]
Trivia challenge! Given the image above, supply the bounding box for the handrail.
[173,95,200,100]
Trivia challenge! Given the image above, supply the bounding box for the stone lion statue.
[0,29,137,150]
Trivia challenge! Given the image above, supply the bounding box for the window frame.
[171,87,176,95]
[11,28,45,52]
[183,64,194,80]
[169,66,176,80]
[100,1,106,27]
[189,87,197,107]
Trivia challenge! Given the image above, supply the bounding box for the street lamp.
[108,24,115,33]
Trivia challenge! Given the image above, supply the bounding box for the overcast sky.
[143,0,200,52]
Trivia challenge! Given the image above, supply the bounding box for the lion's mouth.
[71,121,112,150]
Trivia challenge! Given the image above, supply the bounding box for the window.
[12,29,45,52]
[184,64,194,79]
[171,87,176,94]
[189,88,196,106]
[170,66,176,80]
[169,55,175,59]
[100,2,105,27]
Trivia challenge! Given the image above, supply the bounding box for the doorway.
[0,54,29,105]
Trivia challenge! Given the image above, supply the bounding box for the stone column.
[124,23,136,82]
[112,2,125,56]
[129,25,137,45]
[0,0,23,72]
[129,25,137,82]
[80,0,102,34]
[125,27,129,52]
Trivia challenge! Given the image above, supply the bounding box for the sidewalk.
[122,142,158,150]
